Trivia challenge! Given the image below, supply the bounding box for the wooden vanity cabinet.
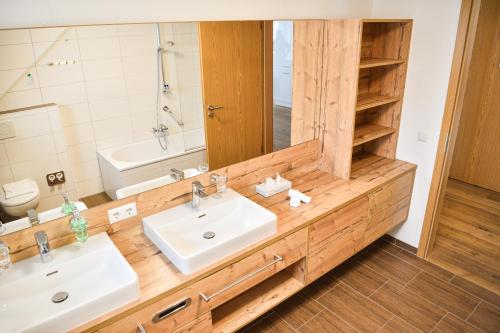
[96,284,210,333]
[307,170,415,282]
[307,197,369,282]
[97,229,307,333]
[172,312,213,333]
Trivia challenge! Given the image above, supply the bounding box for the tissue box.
[256,177,292,197]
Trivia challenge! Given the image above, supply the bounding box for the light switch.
[417,131,427,143]
[0,121,15,140]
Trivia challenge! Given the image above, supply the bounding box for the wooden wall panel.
[1,140,321,262]
[449,0,500,191]
[318,19,361,179]
[291,20,325,146]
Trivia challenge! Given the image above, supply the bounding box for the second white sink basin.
[0,233,140,333]
[143,189,277,274]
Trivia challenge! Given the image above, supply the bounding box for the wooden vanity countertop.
[74,153,416,332]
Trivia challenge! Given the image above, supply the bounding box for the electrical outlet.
[107,202,138,224]
[46,171,65,186]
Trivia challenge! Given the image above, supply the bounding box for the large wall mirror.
[0,21,296,235]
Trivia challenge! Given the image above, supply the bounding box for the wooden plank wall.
[291,20,325,146]
[0,140,321,263]
[318,19,362,179]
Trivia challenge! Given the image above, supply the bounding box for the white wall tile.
[41,82,87,105]
[85,77,126,101]
[48,103,91,129]
[0,144,8,166]
[76,25,118,39]
[33,40,80,65]
[0,165,14,184]
[0,68,39,93]
[117,24,155,36]
[122,55,156,77]
[76,177,103,198]
[78,37,121,60]
[67,141,97,164]
[95,135,132,150]
[89,97,129,121]
[5,134,56,163]
[173,23,197,35]
[129,93,155,113]
[0,30,31,45]
[0,44,34,70]
[125,75,155,95]
[36,63,84,87]
[56,122,94,147]
[82,58,123,81]
[30,28,76,43]
[0,89,43,111]
[10,112,51,139]
[119,35,156,57]
[93,115,132,141]
[10,154,60,179]
[71,159,101,181]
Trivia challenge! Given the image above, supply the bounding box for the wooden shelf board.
[212,272,303,333]
[356,93,400,112]
[359,58,404,69]
[353,123,396,147]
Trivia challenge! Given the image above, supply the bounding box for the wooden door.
[199,21,265,170]
[449,0,500,191]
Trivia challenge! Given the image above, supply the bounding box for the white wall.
[0,22,204,209]
[0,0,373,29]
[369,0,462,247]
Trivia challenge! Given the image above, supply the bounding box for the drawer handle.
[152,297,192,323]
[136,323,148,333]
[199,253,284,302]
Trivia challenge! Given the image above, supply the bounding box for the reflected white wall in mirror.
[0,23,206,228]
[0,20,294,234]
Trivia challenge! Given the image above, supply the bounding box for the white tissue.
[288,189,311,204]
[255,173,292,197]
[290,196,301,207]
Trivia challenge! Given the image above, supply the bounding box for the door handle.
[207,105,223,118]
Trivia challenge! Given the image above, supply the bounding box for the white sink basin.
[0,233,140,333]
[143,189,277,274]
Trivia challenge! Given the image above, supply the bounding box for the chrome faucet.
[171,168,184,181]
[27,209,40,226]
[192,181,208,208]
[34,231,53,263]
[151,124,168,137]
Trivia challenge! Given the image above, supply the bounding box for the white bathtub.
[116,168,203,199]
[98,131,206,200]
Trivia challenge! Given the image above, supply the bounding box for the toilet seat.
[0,179,40,207]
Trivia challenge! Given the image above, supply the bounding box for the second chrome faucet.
[191,173,227,208]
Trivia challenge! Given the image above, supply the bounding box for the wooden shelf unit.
[211,261,305,333]
[356,92,400,112]
[359,58,404,69]
[291,19,411,180]
[353,123,396,147]
[352,20,412,163]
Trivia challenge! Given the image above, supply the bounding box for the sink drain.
[203,231,216,239]
[52,291,69,303]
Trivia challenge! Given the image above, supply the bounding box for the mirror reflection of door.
[199,21,267,170]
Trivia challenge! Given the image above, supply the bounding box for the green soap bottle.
[70,208,88,243]
[61,193,77,215]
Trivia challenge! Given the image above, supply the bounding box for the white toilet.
[0,179,40,217]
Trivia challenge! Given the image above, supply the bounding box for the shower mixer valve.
[152,124,168,136]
